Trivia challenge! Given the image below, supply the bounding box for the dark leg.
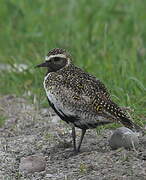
[72,126,76,152]
[77,129,86,152]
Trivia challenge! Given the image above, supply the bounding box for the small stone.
[51,115,60,124]
[19,155,46,173]
[109,127,139,150]
[45,174,54,178]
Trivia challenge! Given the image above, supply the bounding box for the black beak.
[35,61,48,68]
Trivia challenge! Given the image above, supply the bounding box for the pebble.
[19,155,46,173]
[109,127,139,150]
[45,174,54,178]
[51,115,61,124]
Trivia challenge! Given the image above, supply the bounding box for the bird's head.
[36,48,71,72]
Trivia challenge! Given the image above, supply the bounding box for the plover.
[36,48,143,152]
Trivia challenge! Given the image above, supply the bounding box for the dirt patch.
[0,95,145,179]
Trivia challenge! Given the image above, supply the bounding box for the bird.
[36,48,143,153]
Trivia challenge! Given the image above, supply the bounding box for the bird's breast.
[44,77,77,119]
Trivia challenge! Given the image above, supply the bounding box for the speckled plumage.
[44,64,114,128]
[37,48,143,152]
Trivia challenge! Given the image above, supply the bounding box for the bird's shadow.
[48,138,110,160]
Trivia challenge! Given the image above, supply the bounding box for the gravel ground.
[0,95,146,180]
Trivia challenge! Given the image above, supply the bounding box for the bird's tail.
[119,116,144,133]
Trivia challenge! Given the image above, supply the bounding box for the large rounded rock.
[19,155,46,173]
[109,127,139,150]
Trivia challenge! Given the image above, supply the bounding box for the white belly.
[43,75,76,118]
[46,89,64,115]
[46,88,77,118]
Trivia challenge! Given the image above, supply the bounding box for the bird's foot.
[73,148,80,155]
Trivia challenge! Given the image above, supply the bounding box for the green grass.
[0,115,6,127]
[0,0,146,126]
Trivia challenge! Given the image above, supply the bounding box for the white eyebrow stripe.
[45,54,66,61]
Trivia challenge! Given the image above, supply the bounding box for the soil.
[0,95,146,180]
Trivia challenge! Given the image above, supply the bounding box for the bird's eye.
[54,57,60,62]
